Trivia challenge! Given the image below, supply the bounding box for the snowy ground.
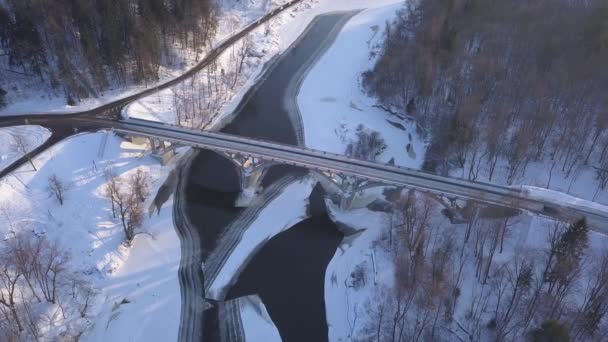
[324,189,608,341]
[297,1,426,168]
[0,0,293,116]
[0,125,50,172]
[324,201,394,342]
[205,175,316,300]
[219,295,282,342]
[0,131,181,340]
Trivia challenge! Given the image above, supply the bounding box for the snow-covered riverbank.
[297,2,426,168]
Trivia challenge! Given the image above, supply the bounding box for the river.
[181,12,354,342]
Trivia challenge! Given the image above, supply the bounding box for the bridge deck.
[94,118,608,232]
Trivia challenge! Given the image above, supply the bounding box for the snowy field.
[0,125,50,172]
[0,131,180,340]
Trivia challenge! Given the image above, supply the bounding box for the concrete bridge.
[95,117,608,231]
[2,109,607,231]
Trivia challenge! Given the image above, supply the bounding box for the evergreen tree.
[0,87,6,109]
[546,218,588,291]
[530,320,570,342]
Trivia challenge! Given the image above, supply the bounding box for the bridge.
[1,109,607,231]
[0,0,605,231]
[56,116,604,232]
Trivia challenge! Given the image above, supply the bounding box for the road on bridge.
[0,0,607,234]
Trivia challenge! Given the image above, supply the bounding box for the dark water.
[222,13,352,144]
[183,13,351,342]
[226,184,342,342]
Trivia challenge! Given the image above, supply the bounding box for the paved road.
[0,0,304,120]
[2,110,607,232]
[0,0,304,178]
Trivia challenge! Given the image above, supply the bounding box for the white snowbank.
[297,1,425,168]
[520,185,608,214]
[324,202,394,342]
[205,176,316,300]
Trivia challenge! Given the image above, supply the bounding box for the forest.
[363,0,608,194]
[0,0,217,104]
[355,190,607,342]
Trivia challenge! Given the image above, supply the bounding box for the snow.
[205,175,316,300]
[297,2,426,168]
[84,206,181,342]
[521,185,608,214]
[0,130,182,340]
[239,295,282,342]
[0,125,50,171]
[220,295,282,342]
[0,0,293,116]
[324,202,394,342]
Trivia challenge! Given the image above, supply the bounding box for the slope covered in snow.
[0,131,181,340]
[297,1,426,168]
[0,0,294,116]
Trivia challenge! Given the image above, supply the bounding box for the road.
[0,0,606,233]
[0,0,304,178]
[0,0,304,120]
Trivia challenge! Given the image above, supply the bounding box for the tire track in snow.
[173,150,206,342]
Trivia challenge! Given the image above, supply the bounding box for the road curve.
[0,0,304,119]
[0,0,305,177]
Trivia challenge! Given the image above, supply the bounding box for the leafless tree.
[31,238,70,304]
[0,252,23,333]
[10,133,36,171]
[104,169,121,218]
[130,168,150,203]
[47,174,70,205]
[571,249,608,340]
[104,169,150,244]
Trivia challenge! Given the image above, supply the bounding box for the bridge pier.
[313,171,384,211]
[223,152,274,207]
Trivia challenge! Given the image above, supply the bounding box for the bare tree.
[103,169,121,218]
[130,168,150,203]
[104,169,150,244]
[571,249,608,340]
[47,174,70,205]
[10,133,36,171]
[31,238,70,304]
[0,252,23,333]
